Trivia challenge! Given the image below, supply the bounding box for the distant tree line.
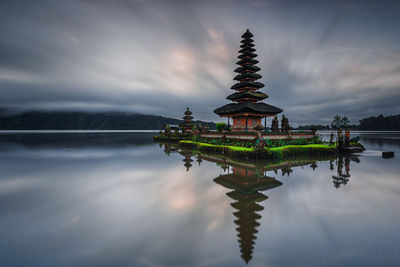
[297,124,333,130]
[1,110,399,131]
[297,114,400,130]
[358,114,400,130]
[0,111,215,130]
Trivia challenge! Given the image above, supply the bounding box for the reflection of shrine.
[179,151,194,172]
[157,143,196,171]
[331,156,360,189]
[160,142,179,156]
[196,155,203,166]
[214,165,282,263]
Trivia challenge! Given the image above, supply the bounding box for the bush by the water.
[216,122,227,132]
[264,136,322,148]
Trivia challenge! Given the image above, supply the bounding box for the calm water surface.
[0,132,399,267]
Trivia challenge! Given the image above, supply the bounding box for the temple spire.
[214,29,283,131]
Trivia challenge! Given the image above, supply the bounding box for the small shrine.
[180,107,194,133]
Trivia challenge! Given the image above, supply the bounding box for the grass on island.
[179,140,338,160]
[180,140,336,150]
[269,144,336,150]
[267,143,337,158]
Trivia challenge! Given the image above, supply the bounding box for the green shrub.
[216,122,227,132]
[253,125,263,131]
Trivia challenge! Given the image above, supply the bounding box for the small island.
[154,29,364,160]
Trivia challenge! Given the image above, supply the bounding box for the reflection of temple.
[157,142,363,262]
[214,165,282,263]
[331,156,360,189]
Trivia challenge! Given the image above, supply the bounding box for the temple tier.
[214,29,283,130]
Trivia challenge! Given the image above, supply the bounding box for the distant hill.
[0,111,216,130]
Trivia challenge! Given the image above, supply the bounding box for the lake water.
[0,132,399,267]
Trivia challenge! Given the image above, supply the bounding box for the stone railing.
[200,131,315,141]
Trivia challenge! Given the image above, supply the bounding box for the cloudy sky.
[1,0,399,125]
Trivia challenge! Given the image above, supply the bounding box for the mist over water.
[0,132,399,266]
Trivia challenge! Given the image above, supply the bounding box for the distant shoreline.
[1,130,400,135]
[0,130,159,135]
[317,130,400,133]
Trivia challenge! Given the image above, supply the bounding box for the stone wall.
[200,131,315,141]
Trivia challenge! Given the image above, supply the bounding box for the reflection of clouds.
[309,206,356,215]
[0,178,40,194]
[2,146,208,265]
[1,139,400,266]
[0,147,156,160]
[322,251,374,267]
[204,186,230,231]
[152,166,230,220]
[256,156,400,266]
[156,168,197,212]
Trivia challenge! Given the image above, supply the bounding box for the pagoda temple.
[180,107,194,133]
[214,166,282,263]
[214,29,282,130]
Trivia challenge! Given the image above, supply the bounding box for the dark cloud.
[0,0,400,124]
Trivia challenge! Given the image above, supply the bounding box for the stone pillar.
[264,117,267,132]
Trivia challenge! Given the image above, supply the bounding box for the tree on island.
[164,124,171,136]
[216,122,227,132]
[341,116,350,128]
[271,115,279,132]
[331,115,342,129]
[331,115,350,129]
[280,115,291,132]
